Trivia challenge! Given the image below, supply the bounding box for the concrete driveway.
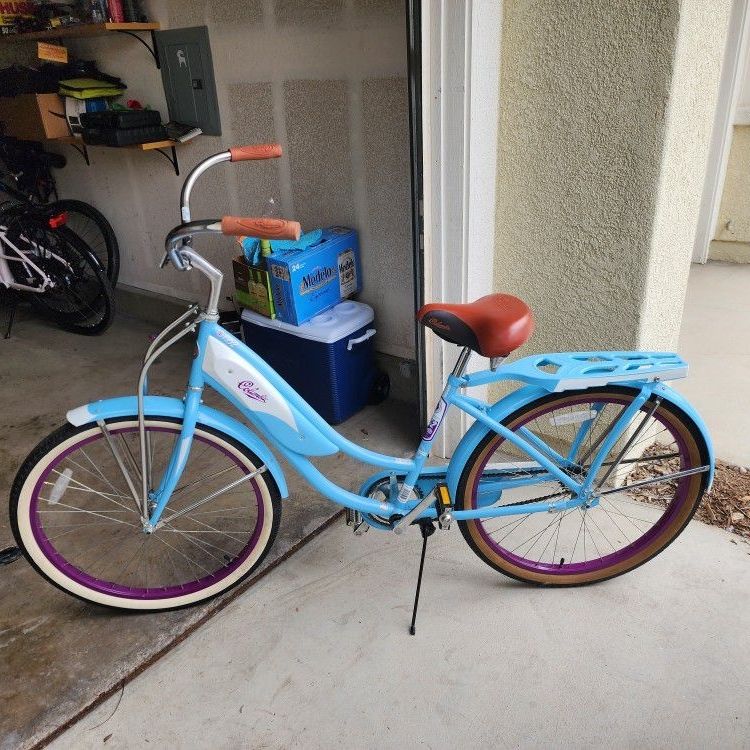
[51,514,750,749]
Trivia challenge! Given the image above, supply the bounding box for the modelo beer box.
[241,301,376,424]
[267,226,361,326]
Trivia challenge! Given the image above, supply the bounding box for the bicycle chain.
[495,486,573,508]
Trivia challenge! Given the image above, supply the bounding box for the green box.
[232,255,275,318]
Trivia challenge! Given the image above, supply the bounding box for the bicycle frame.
[0,224,57,293]
[103,312,705,533]
[65,146,714,535]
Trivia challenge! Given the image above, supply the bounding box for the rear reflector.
[48,212,68,229]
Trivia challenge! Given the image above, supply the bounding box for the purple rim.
[29,425,265,600]
[470,395,692,575]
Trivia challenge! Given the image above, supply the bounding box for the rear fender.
[66,395,289,497]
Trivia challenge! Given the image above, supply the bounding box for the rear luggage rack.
[461,351,688,392]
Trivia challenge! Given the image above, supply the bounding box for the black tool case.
[80,109,161,129]
[82,124,168,146]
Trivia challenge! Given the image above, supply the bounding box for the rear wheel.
[8,217,115,335]
[49,199,120,286]
[456,387,710,585]
[10,417,281,610]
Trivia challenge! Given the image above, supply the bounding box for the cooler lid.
[241,301,375,344]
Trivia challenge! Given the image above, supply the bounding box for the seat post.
[452,347,472,378]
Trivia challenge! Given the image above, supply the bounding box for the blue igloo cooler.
[241,301,377,424]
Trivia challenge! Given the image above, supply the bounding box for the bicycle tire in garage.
[48,199,120,287]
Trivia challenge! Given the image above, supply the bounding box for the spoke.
[576,403,626,465]
[119,432,143,485]
[36,501,139,528]
[47,470,136,514]
[39,508,131,514]
[69,453,129,499]
[162,528,252,536]
[509,510,575,556]
[46,525,112,542]
[170,465,237,499]
[569,512,586,563]
[596,399,661,490]
[151,534,213,577]
[601,498,652,530]
[118,537,149,584]
[583,509,616,555]
[158,468,263,527]
[488,514,533,543]
[485,513,532,535]
[551,512,564,564]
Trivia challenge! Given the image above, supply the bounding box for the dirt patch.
[627,445,750,540]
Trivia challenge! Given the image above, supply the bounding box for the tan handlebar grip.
[221,216,301,241]
[228,144,282,161]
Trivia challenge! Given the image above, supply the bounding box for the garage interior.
[0,1,424,746]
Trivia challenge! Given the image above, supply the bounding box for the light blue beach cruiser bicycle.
[10,145,714,631]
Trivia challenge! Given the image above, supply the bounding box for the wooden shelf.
[50,135,193,175]
[53,136,181,150]
[6,22,160,41]
[135,139,179,151]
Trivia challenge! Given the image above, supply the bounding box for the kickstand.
[409,519,436,636]
[4,292,19,339]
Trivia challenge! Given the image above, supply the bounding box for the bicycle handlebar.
[221,216,300,240]
[229,144,282,161]
[180,143,284,223]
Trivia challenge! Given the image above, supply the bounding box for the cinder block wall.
[43,0,415,361]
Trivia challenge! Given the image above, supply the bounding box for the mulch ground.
[698,459,750,540]
[628,447,750,541]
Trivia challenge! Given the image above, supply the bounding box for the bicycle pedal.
[353,520,369,535]
[438,510,453,530]
[435,483,453,530]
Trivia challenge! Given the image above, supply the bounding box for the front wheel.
[456,386,710,586]
[10,417,281,610]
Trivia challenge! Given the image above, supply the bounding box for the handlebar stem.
[163,220,224,317]
[180,248,223,317]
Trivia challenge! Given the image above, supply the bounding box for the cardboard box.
[267,226,361,326]
[232,255,275,318]
[0,94,69,141]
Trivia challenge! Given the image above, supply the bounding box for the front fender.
[445,381,715,499]
[67,396,289,497]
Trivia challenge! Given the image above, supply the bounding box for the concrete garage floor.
[677,261,750,467]
[51,506,750,749]
[0,308,418,750]
[6,262,750,749]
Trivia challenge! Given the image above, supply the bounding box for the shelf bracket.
[116,29,160,68]
[67,140,90,166]
[153,145,179,176]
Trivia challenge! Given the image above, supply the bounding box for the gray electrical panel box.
[155,26,221,135]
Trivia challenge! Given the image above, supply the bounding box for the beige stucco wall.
[640,0,732,347]
[709,125,750,262]
[493,0,731,357]
[2,0,415,360]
